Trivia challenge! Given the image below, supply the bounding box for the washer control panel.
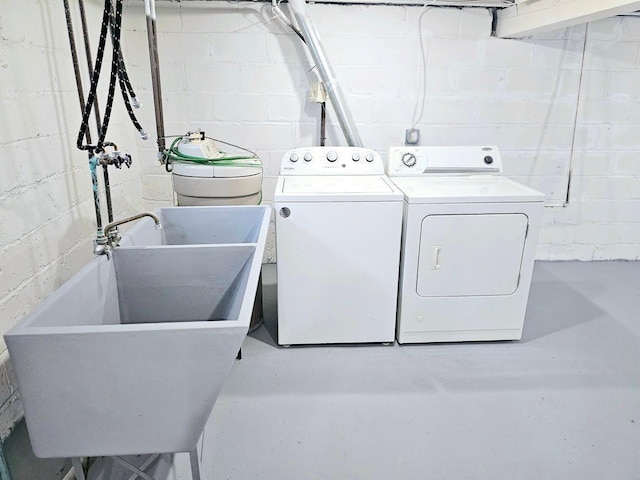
[387,146,503,176]
[280,147,384,175]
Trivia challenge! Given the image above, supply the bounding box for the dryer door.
[417,213,528,297]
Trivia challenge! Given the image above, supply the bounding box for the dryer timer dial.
[401,152,417,167]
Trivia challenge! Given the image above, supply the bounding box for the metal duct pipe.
[144,0,166,157]
[287,0,363,147]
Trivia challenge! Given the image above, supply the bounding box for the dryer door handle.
[432,246,442,270]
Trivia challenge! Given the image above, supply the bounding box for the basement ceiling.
[157,0,640,36]
[497,0,640,37]
[160,0,516,5]
[314,0,515,5]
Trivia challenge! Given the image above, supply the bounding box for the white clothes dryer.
[275,147,403,346]
[387,146,545,344]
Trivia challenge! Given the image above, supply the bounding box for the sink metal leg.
[113,456,157,480]
[124,454,160,480]
[189,448,202,480]
[72,458,86,480]
[73,452,197,480]
[102,457,113,480]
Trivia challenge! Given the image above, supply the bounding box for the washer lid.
[391,175,545,204]
[276,175,403,202]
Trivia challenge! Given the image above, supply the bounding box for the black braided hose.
[110,0,144,134]
[118,54,138,103]
[96,0,120,150]
[78,0,103,136]
[77,0,145,151]
[76,0,111,151]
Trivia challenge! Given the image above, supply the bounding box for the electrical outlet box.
[405,128,420,145]
[310,82,327,103]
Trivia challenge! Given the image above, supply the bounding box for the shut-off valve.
[98,151,133,169]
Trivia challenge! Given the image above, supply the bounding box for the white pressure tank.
[170,133,263,206]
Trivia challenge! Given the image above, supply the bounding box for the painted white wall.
[1,0,640,441]
[121,2,640,263]
[0,0,145,437]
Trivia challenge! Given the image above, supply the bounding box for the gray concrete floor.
[105,261,640,480]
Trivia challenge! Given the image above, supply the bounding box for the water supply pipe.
[78,0,115,224]
[287,0,363,147]
[63,0,103,230]
[144,0,167,160]
[78,0,102,141]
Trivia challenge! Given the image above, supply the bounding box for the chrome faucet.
[94,212,162,255]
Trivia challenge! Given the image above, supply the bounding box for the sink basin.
[4,206,270,458]
[120,205,267,247]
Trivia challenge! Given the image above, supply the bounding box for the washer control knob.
[289,153,299,163]
[327,151,338,162]
[280,207,291,218]
[401,152,417,167]
[484,155,494,165]
[352,152,361,162]
[304,152,313,162]
[365,152,375,162]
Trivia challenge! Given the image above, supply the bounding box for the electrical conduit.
[287,0,363,147]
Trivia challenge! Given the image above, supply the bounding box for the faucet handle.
[94,229,109,256]
[107,227,122,246]
[112,152,132,169]
[98,151,132,169]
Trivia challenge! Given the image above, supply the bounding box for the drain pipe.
[144,0,167,162]
[287,0,363,147]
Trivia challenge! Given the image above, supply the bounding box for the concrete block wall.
[121,2,640,263]
[567,17,640,260]
[0,0,145,439]
[1,0,640,452]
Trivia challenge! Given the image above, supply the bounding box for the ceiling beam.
[496,0,640,38]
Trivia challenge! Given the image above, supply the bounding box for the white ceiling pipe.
[288,0,364,147]
[497,0,640,38]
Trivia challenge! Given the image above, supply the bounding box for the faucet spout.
[103,212,162,241]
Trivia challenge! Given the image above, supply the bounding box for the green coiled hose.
[166,137,263,168]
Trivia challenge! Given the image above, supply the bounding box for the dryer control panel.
[387,146,503,176]
[280,147,384,176]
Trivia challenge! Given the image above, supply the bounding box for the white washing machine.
[275,147,404,346]
[387,146,545,344]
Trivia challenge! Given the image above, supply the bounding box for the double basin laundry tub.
[4,205,270,458]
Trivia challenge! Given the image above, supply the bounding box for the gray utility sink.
[4,205,271,458]
[121,205,267,247]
